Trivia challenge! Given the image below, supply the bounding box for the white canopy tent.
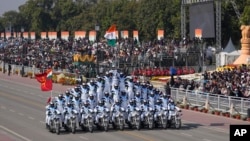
[216,38,240,67]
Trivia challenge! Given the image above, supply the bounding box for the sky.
[0,0,27,16]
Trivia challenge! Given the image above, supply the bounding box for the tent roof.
[222,38,236,53]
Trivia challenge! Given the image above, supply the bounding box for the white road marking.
[18,113,24,116]
[40,121,45,124]
[28,116,34,120]
[38,95,44,98]
[9,109,15,112]
[79,136,89,140]
[203,139,212,141]
[181,133,192,137]
[0,125,32,141]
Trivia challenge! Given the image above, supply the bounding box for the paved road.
[0,73,249,141]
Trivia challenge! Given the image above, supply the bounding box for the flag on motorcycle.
[104,24,116,47]
[35,69,53,91]
[46,96,52,104]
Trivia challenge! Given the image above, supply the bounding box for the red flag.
[47,96,52,104]
[35,72,53,91]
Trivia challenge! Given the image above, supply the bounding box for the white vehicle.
[128,107,141,130]
[81,109,94,133]
[112,107,125,131]
[64,109,78,134]
[168,110,182,129]
[48,110,61,135]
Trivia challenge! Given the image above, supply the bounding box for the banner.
[5,32,11,39]
[73,54,96,63]
[41,32,47,39]
[89,31,96,42]
[157,30,164,40]
[133,30,139,41]
[74,31,86,39]
[48,32,57,40]
[121,30,129,39]
[23,32,29,39]
[30,32,35,40]
[61,31,69,40]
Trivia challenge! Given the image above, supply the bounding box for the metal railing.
[170,88,250,115]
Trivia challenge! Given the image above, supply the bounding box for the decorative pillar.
[234,25,250,64]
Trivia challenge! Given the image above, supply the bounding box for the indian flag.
[46,69,53,79]
[104,24,116,47]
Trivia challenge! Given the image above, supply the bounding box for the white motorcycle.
[112,107,125,131]
[48,110,61,135]
[81,109,94,133]
[64,110,78,134]
[96,109,110,132]
[155,109,167,129]
[142,108,154,129]
[128,107,141,130]
[168,110,182,129]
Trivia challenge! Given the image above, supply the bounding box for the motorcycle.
[155,109,167,129]
[142,108,154,129]
[168,110,182,129]
[64,110,78,134]
[81,109,94,133]
[128,107,141,130]
[96,109,110,132]
[48,110,61,135]
[112,107,125,130]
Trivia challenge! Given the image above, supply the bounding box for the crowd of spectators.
[1,36,250,100]
[0,36,192,75]
[167,65,250,99]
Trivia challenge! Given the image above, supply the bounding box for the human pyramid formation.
[45,69,181,134]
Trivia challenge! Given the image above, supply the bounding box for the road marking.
[0,125,32,141]
[203,139,212,141]
[29,92,34,95]
[18,113,24,116]
[79,136,89,140]
[40,121,45,124]
[123,131,154,141]
[28,116,35,120]
[181,133,192,137]
[9,109,15,112]
[38,95,44,98]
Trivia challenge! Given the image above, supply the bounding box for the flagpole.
[50,90,53,100]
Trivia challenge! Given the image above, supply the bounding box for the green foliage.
[0,0,248,47]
